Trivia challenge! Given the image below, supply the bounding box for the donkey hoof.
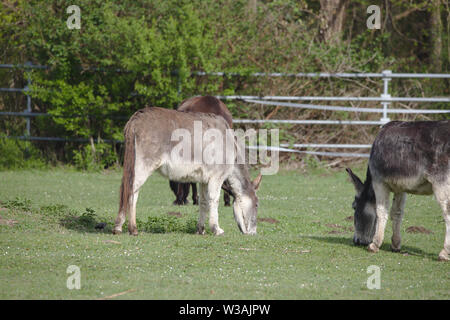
[112,229,122,235]
[438,250,449,261]
[390,245,401,253]
[196,226,205,235]
[367,243,379,253]
[213,228,225,236]
[128,228,138,236]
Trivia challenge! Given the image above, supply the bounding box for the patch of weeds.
[61,207,110,232]
[40,204,76,217]
[137,215,197,234]
[2,197,32,212]
[77,208,97,227]
[185,218,197,234]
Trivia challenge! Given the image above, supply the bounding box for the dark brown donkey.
[170,96,233,206]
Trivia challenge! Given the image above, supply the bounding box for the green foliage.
[39,203,75,217]
[77,207,98,227]
[137,215,197,234]
[1,0,448,169]
[0,137,46,170]
[72,141,118,171]
[2,197,32,212]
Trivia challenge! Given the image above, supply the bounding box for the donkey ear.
[252,172,262,191]
[346,168,364,195]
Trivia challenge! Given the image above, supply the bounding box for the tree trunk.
[319,0,348,44]
[430,0,442,72]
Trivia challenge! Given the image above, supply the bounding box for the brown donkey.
[170,96,233,206]
[113,107,262,236]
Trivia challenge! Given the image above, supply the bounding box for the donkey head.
[224,172,262,235]
[346,168,377,246]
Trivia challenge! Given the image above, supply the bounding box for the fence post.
[380,70,391,124]
[24,61,32,136]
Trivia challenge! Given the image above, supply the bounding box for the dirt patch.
[167,212,182,218]
[0,208,8,212]
[257,217,279,224]
[406,226,433,234]
[344,216,354,222]
[325,223,353,234]
[0,216,18,226]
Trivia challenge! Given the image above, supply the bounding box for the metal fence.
[1,63,449,157]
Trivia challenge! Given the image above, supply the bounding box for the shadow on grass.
[301,234,438,261]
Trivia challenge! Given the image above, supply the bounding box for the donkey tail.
[119,123,136,216]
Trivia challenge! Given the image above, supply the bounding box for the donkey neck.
[227,164,255,199]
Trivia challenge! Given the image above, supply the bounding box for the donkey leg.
[128,162,153,236]
[223,189,231,207]
[196,183,208,235]
[207,181,223,235]
[128,191,140,236]
[174,183,185,205]
[390,192,406,252]
[191,183,199,205]
[433,183,450,261]
[182,183,190,205]
[170,181,181,205]
[368,183,390,253]
[113,200,126,235]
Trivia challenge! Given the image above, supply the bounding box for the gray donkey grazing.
[113,107,261,236]
[346,120,449,261]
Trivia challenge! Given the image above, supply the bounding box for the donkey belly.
[384,175,433,195]
[157,162,208,183]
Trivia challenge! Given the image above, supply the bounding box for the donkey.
[170,96,233,207]
[346,120,449,261]
[113,106,262,236]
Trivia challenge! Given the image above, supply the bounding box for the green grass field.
[0,167,448,299]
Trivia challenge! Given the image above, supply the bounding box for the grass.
[0,167,448,299]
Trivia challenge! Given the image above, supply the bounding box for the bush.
[72,140,118,171]
[0,137,46,170]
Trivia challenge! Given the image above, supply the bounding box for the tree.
[430,0,443,72]
[319,0,348,44]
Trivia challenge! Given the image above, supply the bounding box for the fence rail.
[1,63,449,157]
